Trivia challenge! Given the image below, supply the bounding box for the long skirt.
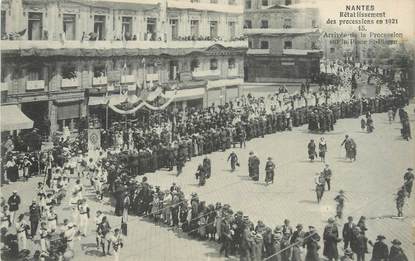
[265,170,274,183]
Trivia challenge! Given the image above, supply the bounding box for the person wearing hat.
[265,157,276,185]
[323,217,340,261]
[7,191,21,224]
[248,151,260,181]
[322,164,333,191]
[315,172,326,203]
[395,186,406,217]
[308,139,317,162]
[227,151,239,172]
[403,167,414,198]
[290,224,305,245]
[342,216,355,249]
[350,225,368,261]
[340,134,357,162]
[15,213,29,250]
[389,239,408,261]
[334,190,346,219]
[304,225,321,261]
[219,213,232,258]
[39,221,49,252]
[203,156,211,179]
[368,235,389,261]
[28,200,41,238]
[341,248,354,261]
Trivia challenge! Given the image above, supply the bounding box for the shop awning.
[1,105,34,131]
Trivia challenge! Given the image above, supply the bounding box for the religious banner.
[88,129,101,151]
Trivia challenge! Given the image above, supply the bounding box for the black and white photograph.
[0,0,414,260]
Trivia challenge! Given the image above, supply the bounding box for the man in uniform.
[403,168,414,198]
[7,191,21,224]
[39,221,49,252]
[342,216,355,249]
[111,228,124,261]
[227,151,239,172]
[78,199,90,236]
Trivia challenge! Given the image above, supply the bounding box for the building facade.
[243,0,322,82]
[1,0,247,135]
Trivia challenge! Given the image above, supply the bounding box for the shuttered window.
[57,102,80,120]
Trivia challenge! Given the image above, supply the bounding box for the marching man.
[227,151,239,172]
[39,221,49,253]
[111,228,124,261]
[15,214,28,250]
[46,206,58,232]
[78,199,90,236]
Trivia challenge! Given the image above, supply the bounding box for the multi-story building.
[244,0,322,82]
[1,0,247,135]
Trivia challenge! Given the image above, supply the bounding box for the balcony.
[121,75,136,83]
[1,82,9,92]
[146,73,159,82]
[92,77,108,86]
[26,80,45,91]
[192,69,221,78]
[228,67,239,77]
[167,0,243,14]
[61,78,80,88]
[247,49,270,55]
[1,40,247,52]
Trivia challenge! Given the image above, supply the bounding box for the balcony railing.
[167,0,244,14]
[121,75,137,83]
[192,69,221,77]
[26,80,45,91]
[228,67,239,77]
[146,73,159,82]
[247,49,270,55]
[1,82,9,92]
[61,78,80,88]
[1,40,247,51]
[92,77,108,86]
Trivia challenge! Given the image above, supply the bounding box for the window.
[284,41,292,49]
[27,67,42,80]
[245,0,252,9]
[261,20,268,29]
[190,0,199,2]
[244,20,252,29]
[330,47,335,54]
[260,41,269,49]
[210,21,218,38]
[146,18,157,40]
[62,65,77,79]
[1,11,5,35]
[190,20,199,37]
[124,63,133,75]
[312,19,317,28]
[169,61,179,80]
[63,14,76,40]
[228,22,236,39]
[311,42,317,49]
[283,18,292,29]
[28,12,43,40]
[93,66,106,78]
[210,59,218,70]
[228,58,236,69]
[169,19,179,40]
[248,40,252,48]
[285,0,292,5]
[122,17,133,40]
[94,15,106,40]
[191,59,200,72]
[210,0,218,3]
[228,0,236,5]
[262,0,268,6]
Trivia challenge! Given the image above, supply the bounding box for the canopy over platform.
[1,105,34,131]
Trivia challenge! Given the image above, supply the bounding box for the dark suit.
[342,222,355,249]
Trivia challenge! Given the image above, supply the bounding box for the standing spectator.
[7,191,21,224]
[369,235,389,261]
[323,217,340,261]
[303,225,320,261]
[342,216,355,249]
[351,227,368,261]
[389,239,408,261]
[29,200,42,238]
